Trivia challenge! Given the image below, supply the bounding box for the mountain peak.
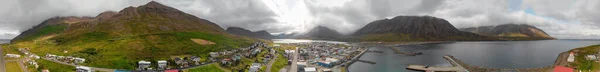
[144,1,169,9]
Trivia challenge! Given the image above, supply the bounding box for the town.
[279,42,367,72]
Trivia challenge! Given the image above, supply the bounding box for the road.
[0,46,5,72]
[289,47,298,72]
[42,58,115,72]
[265,52,279,72]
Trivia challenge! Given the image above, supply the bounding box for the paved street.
[42,58,115,72]
[289,47,298,72]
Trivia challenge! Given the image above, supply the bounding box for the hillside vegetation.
[9,1,259,69]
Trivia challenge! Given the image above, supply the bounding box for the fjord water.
[0,40,8,44]
[348,40,600,72]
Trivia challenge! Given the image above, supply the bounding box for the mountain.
[274,32,299,39]
[460,24,555,40]
[295,26,344,40]
[10,1,258,69]
[353,16,496,41]
[226,27,276,39]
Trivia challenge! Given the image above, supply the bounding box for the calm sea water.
[0,40,9,44]
[348,40,600,72]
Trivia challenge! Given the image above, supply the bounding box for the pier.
[407,55,555,72]
[355,60,376,64]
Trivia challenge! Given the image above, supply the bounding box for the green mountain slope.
[11,1,258,69]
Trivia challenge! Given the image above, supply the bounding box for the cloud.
[0,0,599,39]
[300,0,600,39]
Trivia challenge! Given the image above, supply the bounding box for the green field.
[13,31,256,69]
[37,59,75,72]
[185,63,225,72]
[5,61,22,72]
[271,52,287,72]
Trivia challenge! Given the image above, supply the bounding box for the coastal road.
[0,46,5,72]
[289,47,298,72]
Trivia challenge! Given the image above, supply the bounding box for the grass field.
[271,53,287,72]
[185,63,225,72]
[5,61,22,72]
[37,59,75,72]
[11,31,257,69]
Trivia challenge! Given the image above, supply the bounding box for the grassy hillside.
[16,25,67,42]
[8,1,261,69]
[12,31,256,69]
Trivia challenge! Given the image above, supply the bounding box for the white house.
[158,60,168,69]
[76,66,93,72]
[74,58,85,63]
[138,61,151,70]
[6,54,20,58]
[29,55,40,59]
[209,52,219,57]
[304,67,317,72]
[586,55,597,60]
[568,52,575,62]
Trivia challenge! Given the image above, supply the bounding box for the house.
[191,56,201,65]
[158,60,168,69]
[209,52,219,57]
[304,67,317,72]
[5,54,20,58]
[76,66,93,72]
[553,66,573,72]
[248,63,261,72]
[585,55,597,60]
[221,58,232,65]
[29,55,40,59]
[45,54,57,59]
[174,57,183,65]
[74,58,85,63]
[138,61,151,70]
[567,52,575,62]
[41,69,50,72]
[164,69,179,72]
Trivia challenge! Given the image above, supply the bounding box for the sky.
[0,0,599,39]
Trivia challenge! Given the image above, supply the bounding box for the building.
[158,60,168,69]
[567,52,575,62]
[45,54,57,59]
[76,66,93,72]
[248,63,261,72]
[191,56,201,65]
[553,66,573,72]
[209,52,219,57]
[164,69,179,72]
[5,54,20,58]
[29,55,40,59]
[586,55,597,60]
[174,57,183,66]
[221,58,232,65]
[304,67,317,72]
[74,58,85,63]
[138,61,151,70]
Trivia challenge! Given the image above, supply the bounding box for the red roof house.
[553,66,573,72]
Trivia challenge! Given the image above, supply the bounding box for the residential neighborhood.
[279,42,366,72]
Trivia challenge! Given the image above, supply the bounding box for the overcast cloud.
[0,0,598,39]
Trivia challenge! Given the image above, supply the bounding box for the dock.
[406,65,463,72]
[407,55,555,72]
